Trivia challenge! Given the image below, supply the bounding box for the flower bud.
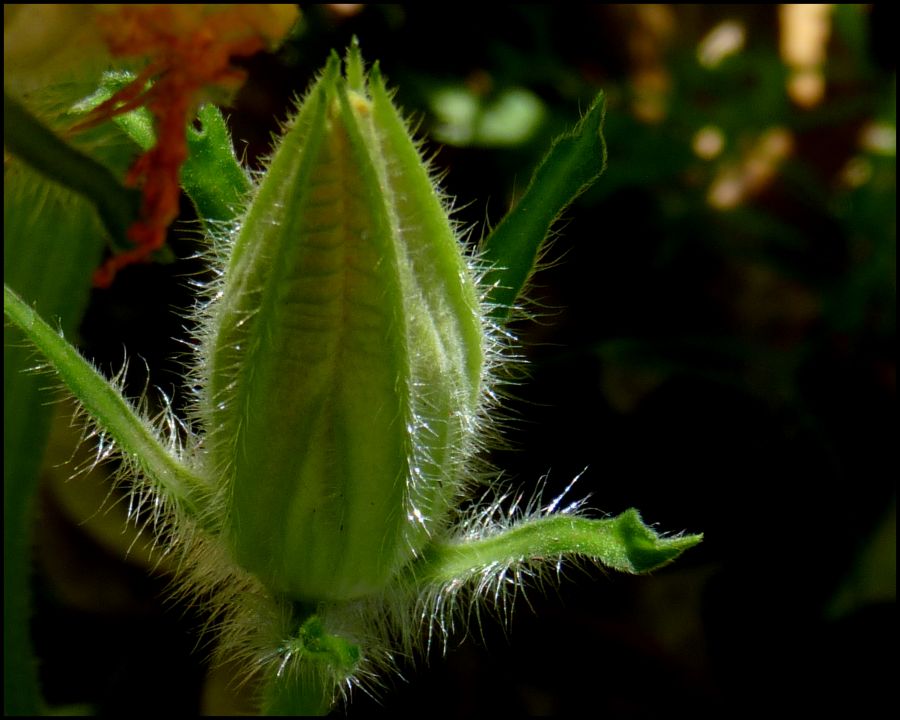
[200,48,486,602]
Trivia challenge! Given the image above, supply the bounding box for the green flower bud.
[199,47,487,602]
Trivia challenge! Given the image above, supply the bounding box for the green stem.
[3,284,209,520]
[261,666,335,717]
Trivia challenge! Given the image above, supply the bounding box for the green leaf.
[480,91,607,321]
[83,71,156,153]
[4,155,113,715]
[412,508,702,588]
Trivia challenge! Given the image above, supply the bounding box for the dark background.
[33,5,894,716]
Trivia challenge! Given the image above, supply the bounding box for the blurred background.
[32,4,894,716]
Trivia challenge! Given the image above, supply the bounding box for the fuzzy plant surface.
[4,17,702,716]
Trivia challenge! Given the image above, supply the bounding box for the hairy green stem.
[3,284,209,520]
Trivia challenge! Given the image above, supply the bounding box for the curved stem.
[4,284,209,520]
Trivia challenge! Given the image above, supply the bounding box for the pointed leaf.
[413,508,702,588]
[480,92,607,321]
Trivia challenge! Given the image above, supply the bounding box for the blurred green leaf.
[4,158,109,716]
[3,91,142,252]
[430,85,545,147]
